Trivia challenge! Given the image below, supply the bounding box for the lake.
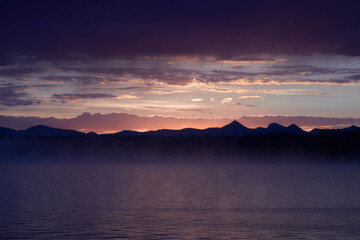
[1,161,360,239]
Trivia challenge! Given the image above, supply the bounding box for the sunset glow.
[0,1,359,132]
[2,2,360,239]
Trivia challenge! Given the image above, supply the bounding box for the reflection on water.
[1,162,360,239]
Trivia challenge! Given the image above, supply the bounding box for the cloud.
[221,97,233,104]
[1,0,360,64]
[146,90,188,95]
[89,86,147,91]
[191,98,203,102]
[206,87,247,94]
[114,86,146,91]
[176,108,210,112]
[40,76,121,85]
[0,67,44,77]
[207,68,360,85]
[25,67,357,88]
[0,84,40,106]
[51,93,118,103]
[39,67,200,86]
[345,74,360,82]
[263,65,349,75]
[239,95,261,99]
[116,95,142,99]
[216,56,287,65]
[4,62,360,88]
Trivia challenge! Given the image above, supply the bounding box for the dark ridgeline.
[114,120,305,137]
[0,121,359,161]
[0,125,85,137]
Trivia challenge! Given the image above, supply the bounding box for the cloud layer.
[1,1,360,123]
[0,84,39,106]
[1,0,360,63]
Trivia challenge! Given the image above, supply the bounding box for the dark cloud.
[40,67,199,86]
[74,67,197,86]
[262,65,360,77]
[89,86,147,91]
[263,65,347,75]
[39,76,120,85]
[217,56,279,63]
[1,0,360,62]
[36,66,360,86]
[0,67,44,77]
[2,57,360,88]
[29,84,59,88]
[201,69,360,85]
[346,74,360,81]
[114,87,145,91]
[0,84,40,106]
[4,63,359,86]
[0,56,15,66]
[51,93,117,103]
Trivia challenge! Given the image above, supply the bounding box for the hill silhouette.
[0,121,359,161]
[0,125,84,137]
[1,120,359,137]
[114,121,306,137]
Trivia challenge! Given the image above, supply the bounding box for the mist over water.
[1,161,360,239]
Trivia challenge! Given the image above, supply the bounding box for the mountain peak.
[344,125,360,131]
[0,127,18,137]
[288,124,301,130]
[26,125,52,130]
[267,123,286,130]
[21,125,84,137]
[287,124,304,133]
[223,120,245,128]
[220,121,249,135]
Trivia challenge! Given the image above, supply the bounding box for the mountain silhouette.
[1,121,360,161]
[0,121,358,137]
[115,121,306,137]
[267,123,287,132]
[18,125,85,137]
[223,120,247,129]
[86,131,98,136]
[220,120,250,136]
[287,124,304,134]
[341,125,360,132]
[310,125,360,134]
[115,121,249,137]
[0,127,18,137]
[263,123,305,134]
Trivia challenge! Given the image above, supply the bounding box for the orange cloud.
[221,97,233,104]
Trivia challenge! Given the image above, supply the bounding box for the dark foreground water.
[1,162,360,239]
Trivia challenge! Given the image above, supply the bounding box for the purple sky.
[1,0,360,131]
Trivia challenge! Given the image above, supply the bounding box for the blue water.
[1,162,360,239]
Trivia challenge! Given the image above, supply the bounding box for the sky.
[1,0,360,132]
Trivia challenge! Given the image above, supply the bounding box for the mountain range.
[0,121,359,137]
[115,121,306,137]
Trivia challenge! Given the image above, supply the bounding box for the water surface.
[1,162,360,239]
